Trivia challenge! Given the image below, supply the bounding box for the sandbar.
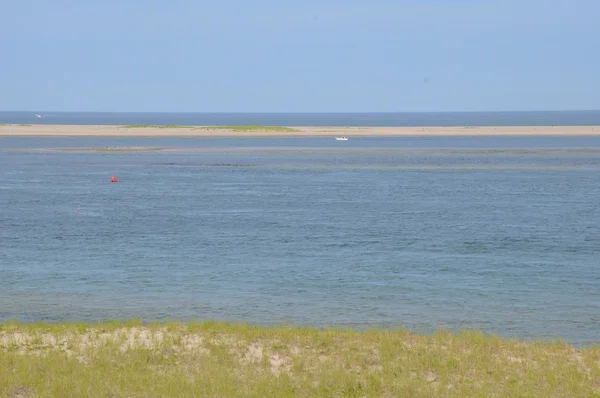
[1,124,600,137]
[51,146,167,152]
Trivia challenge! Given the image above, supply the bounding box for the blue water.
[2,110,600,126]
[1,136,599,344]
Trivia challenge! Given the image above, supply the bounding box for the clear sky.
[1,1,599,112]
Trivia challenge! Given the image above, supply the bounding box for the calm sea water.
[2,110,600,126]
[1,136,599,344]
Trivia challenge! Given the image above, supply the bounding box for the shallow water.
[1,136,599,344]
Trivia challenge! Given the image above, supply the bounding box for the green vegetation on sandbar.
[120,125,298,132]
[122,124,193,129]
[1,321,598,397]
[199,125,299,132]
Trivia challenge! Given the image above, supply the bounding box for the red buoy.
[111,175,117,183]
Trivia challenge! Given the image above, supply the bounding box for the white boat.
[35,114,42,118]
[335,137,349,141]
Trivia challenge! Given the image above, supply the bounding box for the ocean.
[2,110,600,126]
[1,133,599,345]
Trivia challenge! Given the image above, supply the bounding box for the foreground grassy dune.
[1,322,599,397]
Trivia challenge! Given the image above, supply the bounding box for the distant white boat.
[335,137,348,141]
[35,114,42,118]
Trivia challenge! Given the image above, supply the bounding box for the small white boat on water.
[335,137,349,141]
[35,114,42,118]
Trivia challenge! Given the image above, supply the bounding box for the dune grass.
[120,125,298,132]
[198,125,299,132]
[122,124,194,129]
[1,321,598,397]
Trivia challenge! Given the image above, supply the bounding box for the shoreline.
[2,124,600,137]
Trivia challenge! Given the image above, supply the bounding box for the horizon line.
[2,109,600,114]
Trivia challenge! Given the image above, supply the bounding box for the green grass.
[121,125,298,132]
[199,125,299,132]
[1,321,598,397]
[122,124,193,129]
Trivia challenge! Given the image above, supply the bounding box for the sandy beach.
[1,124,600,137]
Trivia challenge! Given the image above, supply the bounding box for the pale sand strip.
[1,124,600,137]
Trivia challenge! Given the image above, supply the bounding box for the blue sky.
[1,1,599,112]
